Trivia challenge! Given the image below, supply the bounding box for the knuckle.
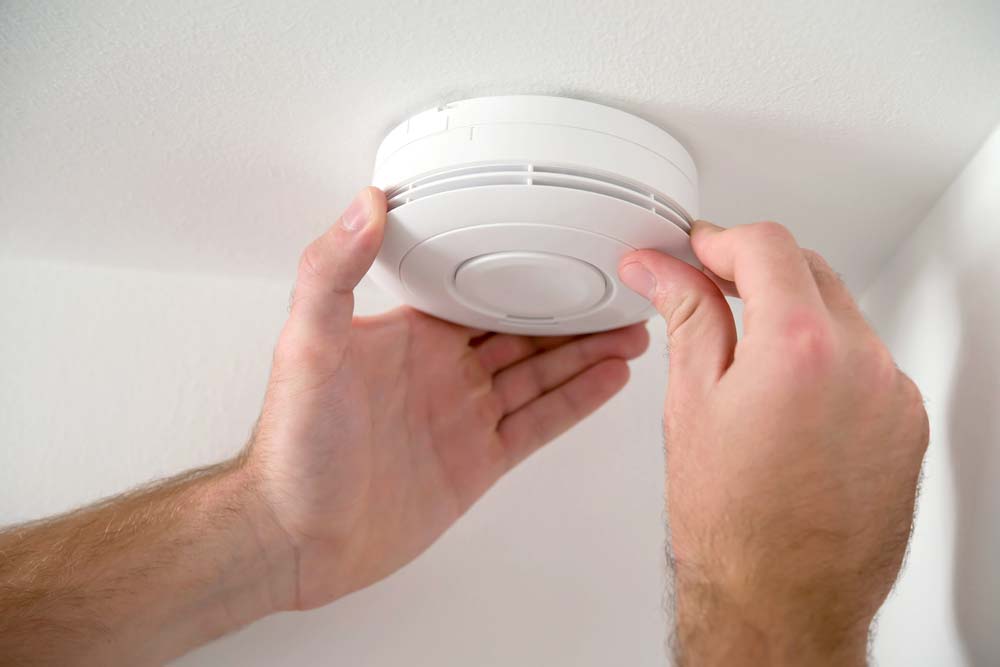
[297,240,325,282]
[751,220,795,244]
[574,336,597,367]
[273,323,346,372]
[662,291,701,338]
[275,337,325,371]
[801,248,829,271]
[842,337,899,402]
[563,376,592,419]
[778,308,836,373]
[526,402,555,443]
[857,337,898,387]
[913,401,930,446]
[461,354,492,392]
[899,372,929,435]
[802,249,844,289]
[477,393,505,426]
[902,375,924,407]
[526,354,549,394]
[916,404,931,451]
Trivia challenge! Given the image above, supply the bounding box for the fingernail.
[692,219,723,235]
[340,190,371,232]
[620,263,657,299]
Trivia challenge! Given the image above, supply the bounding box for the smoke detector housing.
[370,95,698,335]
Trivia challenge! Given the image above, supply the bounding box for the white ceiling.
[2,0,999,292]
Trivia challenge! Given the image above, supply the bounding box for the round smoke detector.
[370,95,698,335]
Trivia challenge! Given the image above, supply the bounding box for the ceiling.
[2,0,999,293]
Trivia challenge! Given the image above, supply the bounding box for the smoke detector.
[370,95,698,335]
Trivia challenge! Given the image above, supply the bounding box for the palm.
[249,188,647,609]
[258,307,646,607]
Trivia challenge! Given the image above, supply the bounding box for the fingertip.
[355,186,386,238]
[619,261,657,300]
[625,321,651,357]
[690,220,723,260]
[691,219,724,235]
[606,324,650,361]
[290,188,388,328]
[620,250,713,298]
[618,248,645,269]
[364,186,388,217]
[615,249,737,395]
[350,187,387,254]
[618,248,664,270]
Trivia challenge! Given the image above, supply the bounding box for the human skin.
[619,222,929,665]
[0,189,927,666]
[0,187,649,665]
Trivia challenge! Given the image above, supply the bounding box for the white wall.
[0,260,286,519]
[862,123,1000,667]
[0,261,671,666]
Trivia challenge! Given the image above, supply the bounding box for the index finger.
[690,220,828,338]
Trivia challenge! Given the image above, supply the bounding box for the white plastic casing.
[370,95,698,335]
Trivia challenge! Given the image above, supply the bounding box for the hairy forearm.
[0,459,296,666]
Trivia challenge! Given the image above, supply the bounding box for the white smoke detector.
[370,95,698,335]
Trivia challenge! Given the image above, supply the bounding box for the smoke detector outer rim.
[369,95,699,335]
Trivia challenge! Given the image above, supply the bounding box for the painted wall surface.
[0,261,672,666]
[862,123,1000,667]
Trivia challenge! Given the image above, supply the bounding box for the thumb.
[618,249,736,397]
[287,186,386,349]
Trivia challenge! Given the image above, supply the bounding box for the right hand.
[618,221,929,666]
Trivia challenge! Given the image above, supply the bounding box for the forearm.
[0,459,296,666]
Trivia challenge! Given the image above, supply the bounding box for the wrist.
[186,460,300,632]
[673,566,870,667]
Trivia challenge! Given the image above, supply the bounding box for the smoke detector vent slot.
[505,315,557,322]
[386,163,692,231]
